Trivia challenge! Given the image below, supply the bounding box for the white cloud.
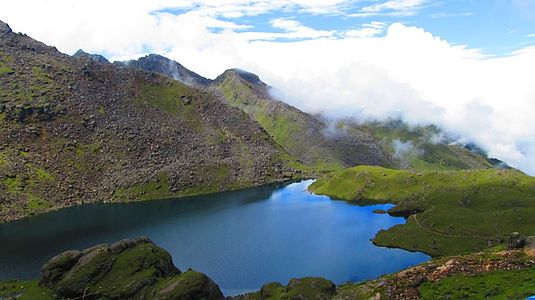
[355,0,428,16]
[2,1,535,175]
[528,34,535,38]
[267,18,335,39]
[430,12,474,19]
[344,21,386,38]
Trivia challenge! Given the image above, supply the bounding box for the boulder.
[36,237,223,299]
[508,232,526,249]
[286,277,337,299]
[524,236,535,257]
[40,250,82,287]
[151,270,225,300]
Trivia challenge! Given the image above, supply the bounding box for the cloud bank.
[2,1,535,174]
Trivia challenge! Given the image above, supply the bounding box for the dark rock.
[524,236,535,256]
[55,245,115,297]
[36,237,222,299]
[151,271,224,300]
[73,49,110,64]
[118,54,212,88]
[0,20,12,34]
[40,250,82,287]
[235,278,336,300]
[286,277,336,299]
[508,232,526,249]
[109,236,152,254]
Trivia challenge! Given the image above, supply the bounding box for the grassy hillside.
[357,121,494,171]
[309,165,535,256]
[213,69,393,173]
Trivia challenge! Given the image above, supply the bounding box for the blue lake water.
[0,180,429,296]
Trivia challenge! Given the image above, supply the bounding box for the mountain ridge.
[121,51,502,173]
[0,19,507,223]
[0,20,299,222]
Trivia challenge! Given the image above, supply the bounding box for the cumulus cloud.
[2,1,535,175]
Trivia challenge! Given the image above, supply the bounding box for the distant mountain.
[116,54,212,88]
[213,69,393,172]
[72,49,109,64]
[125,52,502,173]
[0,20,297,222]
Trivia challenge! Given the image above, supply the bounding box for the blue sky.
[154,0,535,56]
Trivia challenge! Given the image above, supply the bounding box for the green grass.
[135,82,188,114]
[26,194,51,214]
[0,151,6,167]
[216,71,348,172]
[4,175,24,194]
[0,61,14,75]
[113,172,174,201]
[218,73,300,151]
[113,164,251,203]
[420,267,535,299]
[85,243,173,298]
[35,168,54,181]
[0,280,54,299]
[134,80,204,131]
[309,165,535,256]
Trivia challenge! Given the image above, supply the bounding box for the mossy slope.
[310,165,535,256]
[213,69,393,173]
[359,120,495,171]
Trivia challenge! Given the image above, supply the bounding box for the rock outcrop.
[73,49,110,64]
[117,54,212,88]
[39,237,224,300]
[235,277,336,300]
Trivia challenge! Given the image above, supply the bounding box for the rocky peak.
[0,20,12,34]
[73,49,110,64]
[119,53,212,88]
[216,68,266,87]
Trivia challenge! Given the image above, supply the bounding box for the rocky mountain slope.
[0,20,298,222]
[124,55,500,173]
[116,54,212,88]
[0,18,507,223]
[213,69,394,172]
[123,55,395,173]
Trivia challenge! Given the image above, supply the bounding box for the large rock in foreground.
[39,237,224,300]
